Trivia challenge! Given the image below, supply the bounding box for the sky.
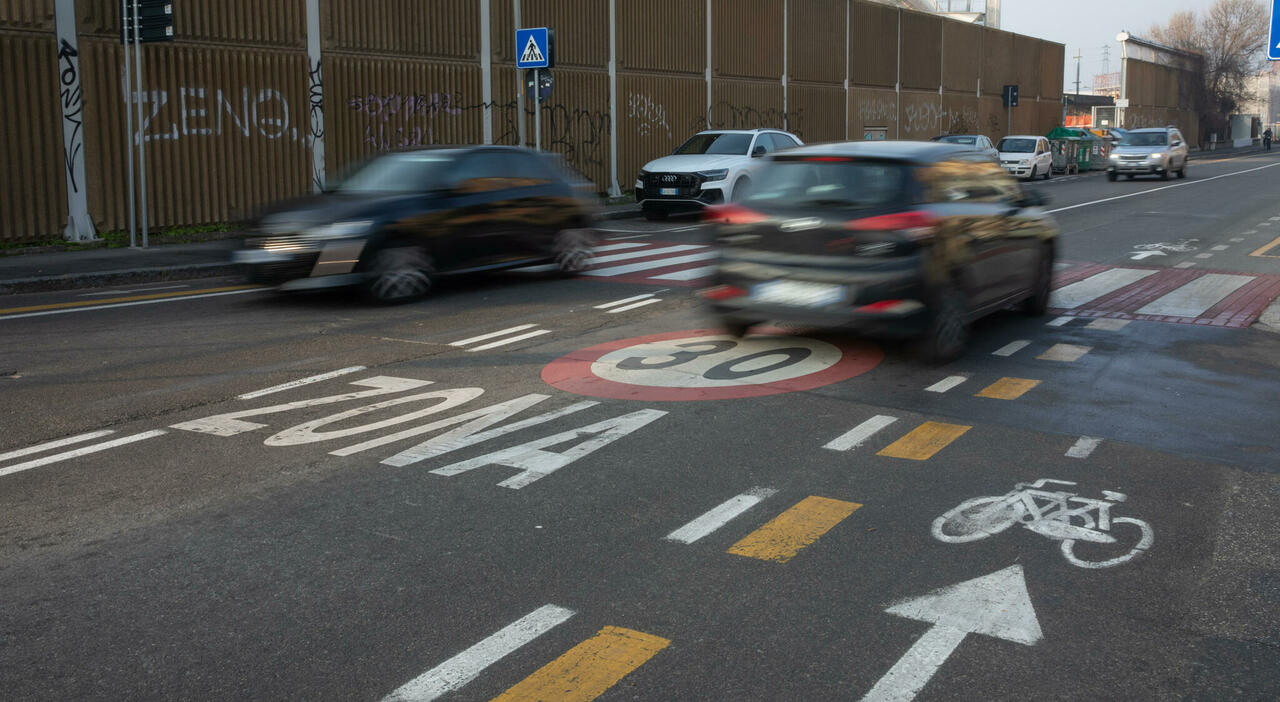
[999,0,1229,93]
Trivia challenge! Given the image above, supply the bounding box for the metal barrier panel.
[1013,34,1041,99]
[326,0,478,58]
[712,0,783,81]
[848,0,897,90]
[617,0,705,75]
[942,21,981,94]
[787,0,845,85]
[849,85,900,140]
[0,28,67,242]
[899,10,942,92]
[981,26,1012,96]
[1041,42,1064,100]
[787,83,845,143]
[617,73,706,187]
[942,92,981,136]
[709,78,786,130]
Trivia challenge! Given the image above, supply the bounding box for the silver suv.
[1106,127,1189,181]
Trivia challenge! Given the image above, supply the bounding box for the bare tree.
[1149,0,1268,117]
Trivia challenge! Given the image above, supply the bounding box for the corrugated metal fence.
[3,0,1065,243]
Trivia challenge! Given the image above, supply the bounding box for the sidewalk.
[0,201,642,295]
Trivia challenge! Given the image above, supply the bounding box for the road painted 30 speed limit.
[542,329,883,401]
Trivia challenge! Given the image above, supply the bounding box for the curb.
[601,206,641,220]
[0,262,245,295]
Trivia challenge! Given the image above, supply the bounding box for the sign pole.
[534,67,541,152]
[131,0,148,248]
[121,0,136,249]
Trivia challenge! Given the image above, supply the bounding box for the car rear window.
[997,138,1036,153]
[741,159,909,210]
[939,136,977,145]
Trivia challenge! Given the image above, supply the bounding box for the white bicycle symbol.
[1133,239,1198,253]
[931,479,1154,569]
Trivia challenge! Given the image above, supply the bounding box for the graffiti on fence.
[626,92,671,138]
[308,58,324,191]
[347,92,463,149]
[126,87,303,145]
[698,101,804,137]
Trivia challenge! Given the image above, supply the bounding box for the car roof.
[696,128,788,134]
[1001,135,1044,140]
[1127,127,1175,133]
[772,140,982,163]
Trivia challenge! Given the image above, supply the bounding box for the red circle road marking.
[542,328,883,401]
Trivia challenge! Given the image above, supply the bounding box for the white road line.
[607,298,664,314]
[381,604,576,702]
[1194,253,1214,259]
[591,242,649,252]
[664,487,779,544]
[992,340,1030,357]
[0,288,267,321]
[1242,230,1257,235]
[1260,222,1272,227]
[1085,318,1130,331]
[594,293,654,309]
[589,244,706,265]
[823,415,899,451]
[1048,268,1157,309]
[466,328,552,351]
[1271,216,1280,221]
[1046,316,1074,327]
[449,324,537,347]
[1065,436,1102,459]
[1229,237,1245,242]
[1037,343,1091,362]
[669,226,702,232]
[1135,273,1254,317]
[79,284,189,296]
[603,233,652,239]
[1211,245,1229,251]
[583,251,718,277]
[925,375,968,393]
[650,265,716,281]
[236,366,367,400]
[0,430,167,478]
[1174,262,1196,269]
[0,430,116,463]
[1046,161,1280,214]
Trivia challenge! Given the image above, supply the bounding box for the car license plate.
[659,187,678,196]
[751,280,845,307]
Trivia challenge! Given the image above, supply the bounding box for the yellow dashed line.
[976,377,1041,400]
[1037,343,1091,362]
[0,285,263,315]
[492,626,669,702]
[727,495,862,563]
[876,422,971,460]
[1249,235,1280,258]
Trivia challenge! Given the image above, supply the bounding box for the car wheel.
[643,209,668,221]
[1027,165,1036,181]
[1160,168,1170,180]
[918,286,969,363]
[732,177,752,202]
[366,245,434,304]
[1107,172,1117,182]
[1043,166,1051,180]
[553,228,597,275]
[721,319,753,338]
[1021,243,1056,316]
[1124,174,1135,180]
[1177,162,1187,179]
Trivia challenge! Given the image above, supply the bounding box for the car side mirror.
[751,146,767,158]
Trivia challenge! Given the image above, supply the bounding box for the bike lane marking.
[992,340,1030,357]
[975,377,1040,400]
[381,604,576,702]
[727,496,862,563]
[1036,344,1091,363]
[823,415,900,451]
[876,422,971,461]
[543,329,883,401]
[1065,436,1102,459]
[491,626,670,702]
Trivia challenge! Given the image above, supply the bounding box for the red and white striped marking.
[1049,263,1280,328]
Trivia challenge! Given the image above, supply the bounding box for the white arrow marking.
[861,565,1041,702]
[1129,250,1167,260]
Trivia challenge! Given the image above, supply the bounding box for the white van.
[997,135,1053,180]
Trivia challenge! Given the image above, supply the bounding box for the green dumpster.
[1047,127,1108,171]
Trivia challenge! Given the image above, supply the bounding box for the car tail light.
[699,284,747,300]
[704,204,769,225]
[855,299,925,314]
[845,211,939,240]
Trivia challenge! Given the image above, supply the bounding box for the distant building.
[868,0,1001,28]
[1093,72,1121,98]
[1241,63,1280,129]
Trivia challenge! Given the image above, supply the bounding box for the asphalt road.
[1,151,1278,701]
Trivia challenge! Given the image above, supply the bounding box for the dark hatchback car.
[234,146,600,302]
[702,141,1057,360]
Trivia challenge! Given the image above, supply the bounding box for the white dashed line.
[1046,316,1074,327]
[1065,436,1102,459]
[665,487,779,544]
[1194,253,1213,259]
[1174,262,1196,268]
[823,415,899,451]
[606,298,663,313]
[449,324,537,347]
[1210,245,1229,251]
[465,329,552,351]
[0,430,116,463]
[992,340,1030,357]
[925,375,968,393]
[594,293,655,309]
[1085,318,1130,330]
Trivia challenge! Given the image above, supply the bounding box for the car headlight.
[1150,153,1165,159]
[305,220,373,240]
[1109,153,1120,160]
[1019,159,1030,165]
[696,169,729,181]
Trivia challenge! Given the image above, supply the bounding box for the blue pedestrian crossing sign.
[516,27,553,68]
[1270,1,1280,60]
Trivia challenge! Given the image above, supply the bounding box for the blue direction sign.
[516,27,553,68]
[1270,1,1280,60]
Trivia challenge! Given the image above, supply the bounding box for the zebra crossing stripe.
[582,251,718,277]
[1134,273,1254,317]
[1049,268,1158,309]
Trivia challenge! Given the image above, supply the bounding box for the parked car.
[1106,126,1189,181]
[635,129,804,220]
[997,135,1054,180]
[930,134,999,162]
[232,146,600,303]
[701,141,1057,361]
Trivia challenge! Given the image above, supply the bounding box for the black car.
[233,146,600,302]
[702,141,1057,360]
